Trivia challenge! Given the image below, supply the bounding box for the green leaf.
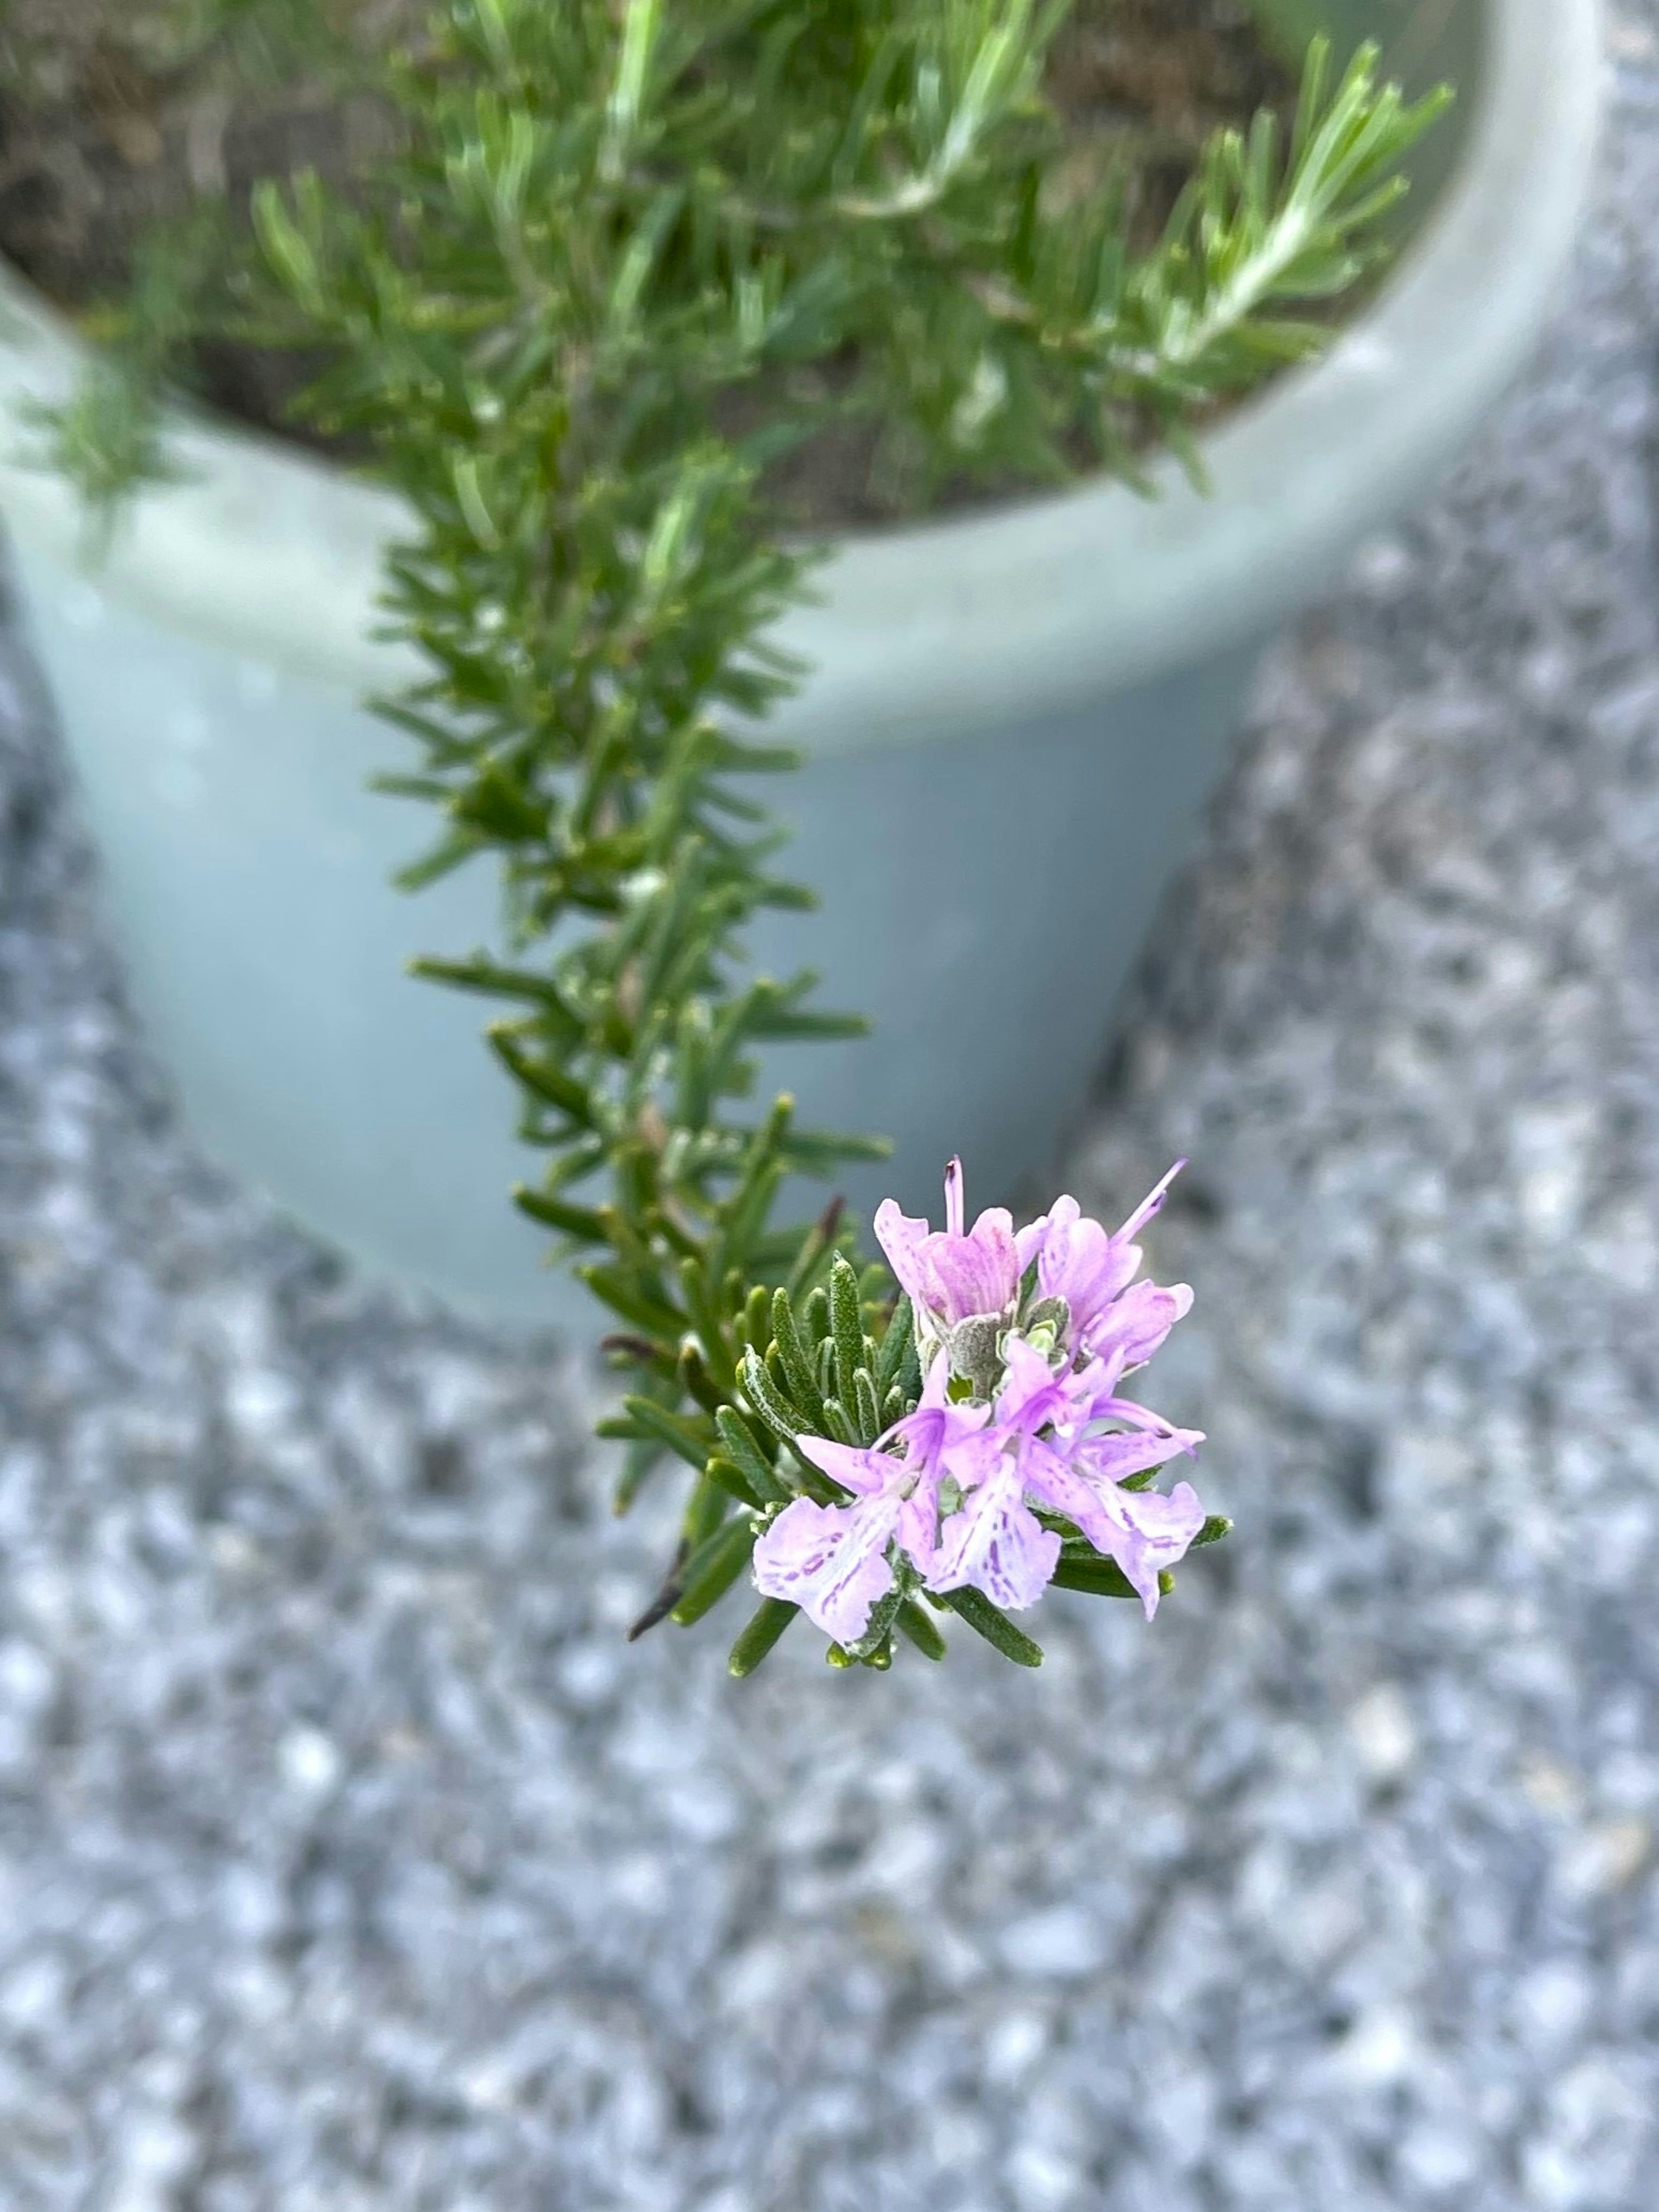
[251,178,324,312]
[714,1406,793,1505]
[681,1468,729,1552]
[828,1254,867,1412]
[621,1393,717,1471]
[677,1333,732,1415]
[1052,1557,1177,1601]
[576,1263,686,1340]
[391,830,484,894]
[448,760,547,840]
[614,1436,666,1513]
[408,952,583,1034]
[670,1515,756,1627]
[710,1097,792,1280]
[739,1345,803,1449]
[873,1296,914,1397]
[895,1598,947,1661]
[737,1283,772,1352]
[849,1578,907,1662]
[728,1598,799,1677]
[937,1588,1044,1667]
[852,1368,882,1445]
[512,1183,608,1241]
[817,1397,858,1449]
[786,1199,847,1301]
[486,1024,593,1123]
[675,1257,734,1376]
[744,1002,868,1042]
[1049,1555,1141,1600]
[785,1127,894,1171]
[704,1454,763,1510]
[769,1286,826,1426]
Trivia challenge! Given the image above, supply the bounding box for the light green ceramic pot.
[0,0,1602,1325]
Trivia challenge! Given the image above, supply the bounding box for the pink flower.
[1016,1164,1191,1366]
[1087,1276,1195,1374]
[750,1359,999,1647]
[925,1451,1062,1614]
[874,1157,1021,1352]
[747,1491,907,1648]
[751,1158,1213,1648]
[1007,1341,1207,1618]
[1073,1472,1207,1618]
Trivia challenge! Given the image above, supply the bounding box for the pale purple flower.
[1087,1276,1194,1374]
[925,1451,1062,1614]
[748,1491,906,1648]
[1016,1164,1190,1365]
[1077,1474,1207,1619]
[990,1330,1096,1437]
[922,1338,1204,1620]
[874,1156,1020,1349]
[917,1343,1112,1620]
[750,1358,998,1646]
[998,1337,1207,1619]
[753,1156,1213,1646]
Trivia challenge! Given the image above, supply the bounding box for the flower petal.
[1098,1480,1207,1619]
[993,1333,1074,1430]
[874,1199,932,1307]
[997,1337,1120,1445]
[1036,1213,1140,1341]
[795,1434,893,1496]
[1085,1394,1205,1457]
[926,1464,1061,1613]
[1083,1278,1194,1368]
[1077,1425,1205,1484]
[751,1494,900,1645]
[937,1427,1007,1495]
[893,1486,942,1574]
[1115,1159,1185,1244]
[884,1356,992,1475]
[1013,1431,1100,1527]
[924,1212,1020,1324]
[943,1155,965,1238]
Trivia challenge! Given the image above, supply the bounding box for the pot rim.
[0,0,1602,754]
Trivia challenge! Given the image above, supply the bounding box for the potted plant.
[0,1,1600,1674]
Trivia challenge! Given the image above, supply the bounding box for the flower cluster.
[751,1159,1206,1653]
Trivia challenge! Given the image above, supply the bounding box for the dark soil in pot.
[0,1,1297,526]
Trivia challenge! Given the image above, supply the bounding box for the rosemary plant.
[18,1,1447,1674]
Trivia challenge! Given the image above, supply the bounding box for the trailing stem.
[25,3,1446,1666]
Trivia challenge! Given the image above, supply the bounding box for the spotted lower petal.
[751,1494,903,1645]
[926,1462,1061,1613]
[1087,1479,1207,1619]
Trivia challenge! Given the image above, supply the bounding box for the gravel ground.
[4,13,1659,2210]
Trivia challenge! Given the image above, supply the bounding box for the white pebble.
[1556,1816,1651,1898]
[1326,2004,1420,2090]
[278,1725,343,1797]
[985,2009,1050,2085]
[1512,1961,1595,2053]
[997,1907,1106,1981]
[1348,1683,1418,1783]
